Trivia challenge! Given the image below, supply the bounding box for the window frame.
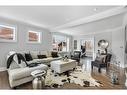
[27,30,42,44]
[0,24,17,42]
[52,34,69,52]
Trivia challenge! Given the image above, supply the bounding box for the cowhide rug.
[45,66,103,88]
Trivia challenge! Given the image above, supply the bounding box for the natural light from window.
[52,35,69,52]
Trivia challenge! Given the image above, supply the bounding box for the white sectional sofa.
[7,50,62,88]
[25,50,62,65]
[8,64,48,88]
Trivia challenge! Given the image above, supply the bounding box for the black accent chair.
[71,51,81,63]
[91,53,112,73]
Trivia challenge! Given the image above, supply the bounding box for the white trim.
[52,6,127,30]
[0,67,7,72]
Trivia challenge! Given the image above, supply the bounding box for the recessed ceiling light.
[93,8,97,11]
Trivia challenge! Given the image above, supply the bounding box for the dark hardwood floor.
[0,57,126,89]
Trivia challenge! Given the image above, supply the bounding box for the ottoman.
[50,59,77,74]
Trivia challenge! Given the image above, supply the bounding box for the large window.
[81,40,93,51]
[27,31,41,43]
[0,25,16,42]
[52,35,69,52]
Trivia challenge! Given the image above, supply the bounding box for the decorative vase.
[125,68,127,88]
[32,76,45,89]
[111,72,119,85]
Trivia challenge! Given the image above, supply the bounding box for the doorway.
[80,37,95,60]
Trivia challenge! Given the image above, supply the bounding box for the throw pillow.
[95,57,104,63]
[95,55,106,63]
[46,51,52,57]
[37,55,47,59]
[51,52,58,58]
[30,51,39,59]
[25,53,33,61]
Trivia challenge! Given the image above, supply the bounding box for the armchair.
[91,53,112,73]
[71,51,81,63]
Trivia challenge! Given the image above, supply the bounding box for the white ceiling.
[58,13,125,35]
[0,6,118,28]
[0,6,126,35]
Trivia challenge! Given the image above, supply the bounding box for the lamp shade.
[125,42,127,53]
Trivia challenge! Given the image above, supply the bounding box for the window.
[0,24,16,42]
[81,40,93,51]
[28,31,41,43]
[52,35,69,52]
[74,40,77,50]
[81,39,93,52]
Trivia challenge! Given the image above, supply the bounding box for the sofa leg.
[12,86,17,89]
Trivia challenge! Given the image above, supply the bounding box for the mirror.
[98,40,109,49]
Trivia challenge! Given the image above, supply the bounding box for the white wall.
[0,17,52,70]
[112,27,125,67]
[123,13,127,67]
[73,31,112,52]
[73,27,125,67]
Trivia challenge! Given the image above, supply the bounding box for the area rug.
[45,66,103,88]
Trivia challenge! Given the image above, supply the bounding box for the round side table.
[31,70,46,89]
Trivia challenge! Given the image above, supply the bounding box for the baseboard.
[0,67,7,72]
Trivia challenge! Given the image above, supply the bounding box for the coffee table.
[50,59,77,74]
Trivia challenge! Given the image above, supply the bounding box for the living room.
[0,5,127,90]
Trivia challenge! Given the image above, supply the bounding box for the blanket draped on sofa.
[7,53,28,69]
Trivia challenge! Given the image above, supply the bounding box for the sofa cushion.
[33,57,54,63]
[33,57,62,63]
[26,59,40,65]
[25,53,33,61]
[30,51,39,59]
[95,55,106,63]
[40,51,47,55]
[37,55,47,59]
[8,64,48,81]
[46,51,52,57]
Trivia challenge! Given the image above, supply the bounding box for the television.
[125,42,127,53]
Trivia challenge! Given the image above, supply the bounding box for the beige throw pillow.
[95,55,106,63]
[30,51,39,59]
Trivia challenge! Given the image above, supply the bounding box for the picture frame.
[27,30,42,44]
[0,24,17,42]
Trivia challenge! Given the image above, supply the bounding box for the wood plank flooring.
[0,57,126,89]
